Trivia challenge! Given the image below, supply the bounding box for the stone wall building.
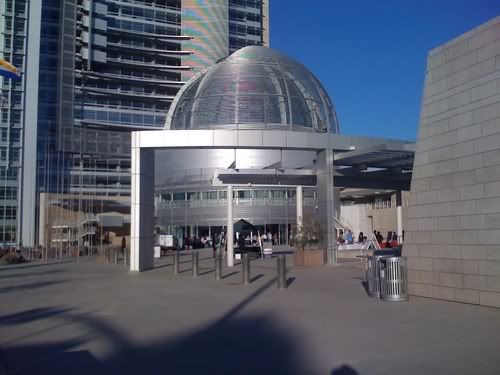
[406,17,500,307]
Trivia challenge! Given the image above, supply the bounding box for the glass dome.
[166,46,340,133]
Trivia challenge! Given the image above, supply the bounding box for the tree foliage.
[292,216,324,251]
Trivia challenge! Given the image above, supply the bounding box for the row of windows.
[1,16,26,36]
[0,148,19,162]
[0,207,17,219]
[107,35,181,51]
[108,5,180,25]
[3,0,26,13]
[229,0,263,10]
[0,128,21,143]
[79,67,181,82]
[107,51,180,66]
[0,187,17,200]
[83,109,164,127]
[229,23,262,37]
[159,189,315,202]
[76,98,168,112]
[229,37,261,51]
[229,9,262,23]
[0,225,16,243]
[107,18,180,36]
[81,81,178,96]
[0,167,18,180]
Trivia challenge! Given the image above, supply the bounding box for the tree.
[292,216,324,251]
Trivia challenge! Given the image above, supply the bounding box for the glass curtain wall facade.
[228,0,268,54]
[1,0,269,247]
[0,0,28,244]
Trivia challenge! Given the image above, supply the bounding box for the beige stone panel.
[479,290,500,308]
[462,245,487,260]
[410,283,434,298]
[408,257,433,271]
[433,285,456,301]
[453,259,479,274]
[486,245,500,260]
[481,117,500,137]
[478,260,500,275]
[420,270,440,285]
[437,244,462,259]
[455,289,480,304]
[439,272,464,288]
[419,245,439,258]
[487,276,500,292]
[432,259,454,272]
[464,274,488,290]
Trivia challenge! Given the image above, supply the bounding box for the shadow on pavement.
[250,273,264,283]
[0,280,67,294]
[0,260,75,272]
[331,364,359,374]
[0,269,64,280]
[0,278,349,374]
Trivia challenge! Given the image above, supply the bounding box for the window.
[253,190,267,199]
[237,190,251,199]
[173,192,185,201]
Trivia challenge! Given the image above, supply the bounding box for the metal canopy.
[334,143,415,170]
[212,169,317,187]
[333,143,415,191]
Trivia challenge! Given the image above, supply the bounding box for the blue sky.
[270,0,500,140]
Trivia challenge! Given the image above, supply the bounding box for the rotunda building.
[155,46,340,243]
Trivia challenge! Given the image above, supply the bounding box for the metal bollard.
[277,254,286,289]
[173,250,179,275]
[242,253,250,285]
[215,254,222,281]
[192,251,199,278]
[114,248,118,264]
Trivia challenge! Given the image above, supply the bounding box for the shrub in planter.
[1,252,24,265]
[292,217,326,266]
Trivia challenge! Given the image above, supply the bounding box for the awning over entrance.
[233,219,255,233]
[333,143,415,190]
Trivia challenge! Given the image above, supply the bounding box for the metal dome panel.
[166,46,340,133]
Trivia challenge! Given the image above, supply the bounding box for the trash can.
[379,256,409,302]
[366,255,389,298]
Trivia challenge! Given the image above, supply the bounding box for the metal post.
[114,248,118,264]
[192,251,199,278]
[173,250,179,275]
[242,253,250,285]
[215,254,222,281]
[277,254,286,289]
[396,190,403,244]
[227,184,234,267]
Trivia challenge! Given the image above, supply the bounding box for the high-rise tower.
[0,0,269,247]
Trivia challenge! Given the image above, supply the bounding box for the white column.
[396,190,403,244]
[227,184,234,267]
[130,136,155,272]
[296,186,303,229]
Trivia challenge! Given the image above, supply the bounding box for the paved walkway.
[1,249,499,374]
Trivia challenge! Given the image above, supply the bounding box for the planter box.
[294,248,326,267]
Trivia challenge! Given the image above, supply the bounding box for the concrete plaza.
[1,248,499,374]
